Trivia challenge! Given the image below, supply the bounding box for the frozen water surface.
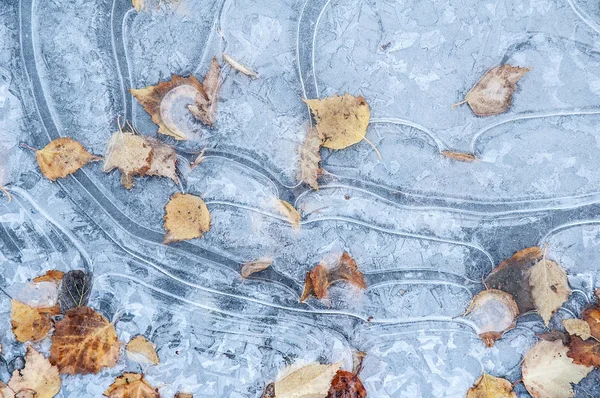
[1,0,600,396]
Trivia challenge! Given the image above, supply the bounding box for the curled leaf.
[466,373,516,398]
[104,372,159,398]
[274,199,301,231]
[10,300,52,343]
[298,127,323,190]
[223,53,258,78]
[58,270,93,312]
[464,289,519,347]
[126,335,159,365]
[241,257,273,278]
[301,252,366,302]
[327,370,367,398]
[528,256,570,326]
[163,193,211,244]
[441,150,477,162]
[8,346,61,398]
[35,137,100,181]
[103,130,153,189]
[563,319,592,341]
[187,57,222,127]
[567,336,600,368]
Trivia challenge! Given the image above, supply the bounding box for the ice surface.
[1,0,600,396]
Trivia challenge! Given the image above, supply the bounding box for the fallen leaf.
[132,0,143,11]
[441,150,477,162]
[455,65,530,116]
[187,57,221,127]
[8,346,61,398]
[464,289,519,347]
[304,94,370,150]
[0,382,13,398]
[595,288,600,301]
[466,373,516,398]
[298,127,323,190]
[241,257,273,278]
[50,306,120,375]
[58,270,93,312]
[301,264,329,301]
[567,336,600,368]
[33,270,64,285]
[10,300,52,343]
[13,278,60,315]
[484,246,543,313]
[537,330,570,345]
[190,148,206,169]
[528,256,570,326]
[563,319,592,340]
[522,339,592,398]
[35,138,100,181]
[273,362,341,398]
[163,193,210,244]
[102,130,153,189]
[175,394,193,398]
[582,305,600,340]
[301,252,366,302]
[145,137,178,184]
[274,199,301,231]
[126,335,159,365]
[223,53,258,78]
[103,373,159,398]
[327,370,367,398]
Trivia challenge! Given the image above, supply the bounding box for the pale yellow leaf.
[274,362,341,398]
[8,346,61,398]
[464,289,519,347]
[528,257,571,326]
[241,257,273,278]
[126,335,159,365]
[563,319,592,341]
[273,199,301,231]
[298,127,322,190]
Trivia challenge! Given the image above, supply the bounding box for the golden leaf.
[304,94,370,150]
[223,53,258,78]
[10,300,52,343]
[188,57,221,127]
[528,256,570,326]
[464,289,519,347]
[50,306,120,375]
[163,193,210,244]
[132,0,143,11]
[563,319,592,341]
[273,199,301,231]
[145,137,179,184]
[8,346,61,398]
[272,362,341,398]
[298,127,323,190]
[103,373,159,398]
[35,137,100,181]
[126,335,159,365]
[102,130,153,189]
[466,373,516,398]
[441,150,477,162]
[241,257,273,278]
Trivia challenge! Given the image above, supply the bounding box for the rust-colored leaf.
[299,127,323,190]
[441,150,477,162]
[187,57,221,127]
[163,192,210,244]
[464,289,519,347]
[466,373,516,398]
[102,130,153,189]
[582,305,600,340]
[301,252,366,302]
[33,270,64,285]
[567,336,600,368]
[10,300,52,343]
[327,370,367,398]
[8,346,61,398]
[35,138,100,181]
[50,306,120,375]
[103,372,159,398]
[175,394,193,398]
[126,335,159,365]
[241,257,273,278]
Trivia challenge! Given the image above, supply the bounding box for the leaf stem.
[362,137,382,160]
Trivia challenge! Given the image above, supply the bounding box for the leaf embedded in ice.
[8,346,61,398]
[466,373,516,398]
[301,252,367,302]
[241,257,273,278]
[327,370,367,398]
[188,57,222,127]
[300,264,329,302]
[273,362,341,398]
[304,94,371,150]
[440,150,477,162]
[223,53,258,78]
[522,339,592,398]
[563,319,592,341]
[132,0,143,11]
[10,300,52,343]
[273,199,301,231]
[567,336,600,368]
[126,335,159,365]
[103,373,159,398]
[0,382,13,398]
[35,137,100,181]
[464,289,519,347]
[298,127,323,190]
[102,130,153,189]
[175,394,193,398]
[163,193,211,244]
[528,256,570,326]
[58,270,93,312]
[33,270,64,285]
[582,305,600,340]
[145,137,179,184]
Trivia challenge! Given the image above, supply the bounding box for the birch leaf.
[528,257,571,326]
[36,138,100,181]
[466,373,516,398]
[464,289,519,347]
[163,193,210,244]
[8,346,61,398]
[145,137,178,184]
[273,362,341,398]
[327,370,367,398]
[563,319,592,340]
[274,199,301,231]
[10,300,52,343]
[241,258,273,278]
[103,373,159,398]
[299,127,323,190]
[58,270,93,312]
[188,57,221,127]
[126,335,159,365]
[102,130,153,189]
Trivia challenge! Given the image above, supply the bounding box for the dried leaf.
[8,346,61,398]
[188,57,222,127]
[175,394,193,398]
[301,252,366,302]
[567,336,600,368]
[13,278,60,315]
[10,300,52,343]
[163,193,210,244]
[126,335,159,365]
[241,258,273,278]
[223,53,258,78]
[464,289,519,347]
[528,257,570,326]
[327,370,367,398]
[274,199,301,231]
[457,65,530,116]
[36,137,100,181]
[537,330,570,345]
[50,306,120,375]
[304,94,370,150]
[563,319,592,340]
[145,137,178,184]
[301,264,329,302]
[33,270,64,285]
[190,148,206,169]
[522,339,592,398]
[441,150,477,162]
[582,305,600,340]
[103,373,159,398]
[132,0,143,11]
[103,130,153,189]
[0,382,13,398]
[484,246,543,313]
[298,127,323,190]
[58,270,93,312]
[466,373,516,398]
[273,362,341,398]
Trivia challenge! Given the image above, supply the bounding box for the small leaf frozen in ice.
[327,370,367,398]
[466,373,516,398]
[35,137,100,181]
[301,252,366,302]
[58,270,93,312]
[8,346,61,398]
[163,193,211,244]
[223,53,258,78]
[528,256,570,326]
[464,289,519,347]
[126,335,160,365]
[298,127,323,190]
[241,257,273,278]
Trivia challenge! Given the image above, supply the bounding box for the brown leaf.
[464,289,519,347]
[298,127,323,190]
[163,193,210,244]
[301,252,366,302]
[522,339,592,398]
[273,199,301,231]
[104,373,159,398]
[188,57,222,127]
[457,65,530,116]
[304,94,370,150]
[241,257,273,278]
[537,330,570,345]
[102,130,153,189]
[484,246,543,313]
[223,53,258,78]
[33,270,64,285]
[145,137,179,184]
[8,346,61,398]
[563,319,592,340]
[466,373,516,398]
[10,300,52,343]
[528,257,570,326]
[126,335,159,365]
[327,370,367,398]
[582,305,600,340]
[50,306,120,375]
[174,394,193,398]
[567,336,600,368]
[440,150,477,162]
[272,362,341,398]
[0,382,13,398]
[36,138,100,181]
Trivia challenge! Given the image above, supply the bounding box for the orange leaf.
[327,370,367,398]
[301,252,366,302]
[10,300,52,343]
[35,138,100,181]
[466,373,516,398]
[567,336,600,368]
[241,258,273,278]
[188,57,221,127]
[33,270,64,285]
[163,193,211,244]
[103,372,159,398]
[582,305,600,340]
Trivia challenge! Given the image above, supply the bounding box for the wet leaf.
[301,252,366,302]
[58,270,93,312]
[241,257,273,278]
[456,65,530,116]
[102,130,153,189]
[567,336,600,368]
[528,256,570,326]
[126,335,159,365]
[35,137,100,181]
[145,137,179,184]
[187,57,222,127]
[464,289,519,347]
[272,362,341,398]
[582,305,600,340]
[466,373,516,398]
[441,150,477,162]
[563,319,591,341]
[8,346,61,398]
[327,370,367,398]
[103,372,159,398]
[274,199,301,231]
[163,193,211,244]
[484,246,543,313]
[223,53,258,78]
[50,306,120,375]
[522,339,592,398]
[10,300,52,343]
[298,127,323,190]
[304,94,370,150]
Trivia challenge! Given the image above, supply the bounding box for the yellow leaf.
[528,257,570,326]
[241,257,273,278]
[35,137,100,181]
[464,289,519,347]
[563,319,592,341]
[132,0,144,11]
[163,193,211,244]
[145,137,179,184]
[126,335,159,365]
[104,373,159,398]
[102,130,153,189]
[466,373,516,398]
[8,346,61,398]
[273,362,341,398]
[273,199,301,231]
[10,300,52,343]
